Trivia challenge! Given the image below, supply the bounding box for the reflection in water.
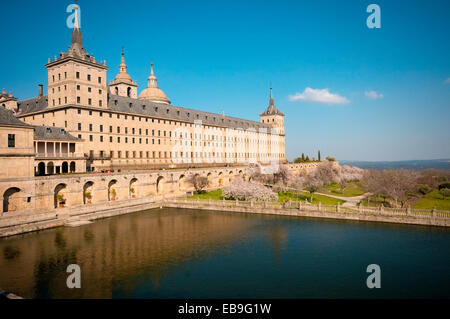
[0,208,449,299]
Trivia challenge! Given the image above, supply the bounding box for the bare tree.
[362,169,418,207]
[188,175,209,193]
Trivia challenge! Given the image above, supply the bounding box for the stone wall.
[0,165,254,213]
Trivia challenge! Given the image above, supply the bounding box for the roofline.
[45,56,108,70]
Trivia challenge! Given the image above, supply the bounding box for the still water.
[0,208,449,298]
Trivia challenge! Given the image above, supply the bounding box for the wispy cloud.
[445,78,450,84]
[289,87,349,105]
[365,90,384,99]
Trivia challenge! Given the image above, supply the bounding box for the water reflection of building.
[0,209,255,298]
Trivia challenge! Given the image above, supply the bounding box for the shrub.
[417,184,432,195]
[438,182,450,190]
[440,188,450,199]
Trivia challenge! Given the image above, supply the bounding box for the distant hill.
[339,159,450,171]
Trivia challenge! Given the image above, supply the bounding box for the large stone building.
[2,15,286,176]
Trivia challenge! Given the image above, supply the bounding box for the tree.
[223,178,278,201]
[303,174,323,202]
[318,150,321,162]
[362,169,417,208]
[440,188,450,199]
[274,164,293,186]
[302,153,305,162]
[305,155,310,162]
[189,175,209,193]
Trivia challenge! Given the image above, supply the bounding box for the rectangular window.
[89,135,93,142]
[89,124,93,131]
[100,136,103,142]
[78,123,81,130]
[100,125,103,132]
[76,72,80,79]
[77,96,80,103]
[109,136,113,142]
[88,98,92,105]
[98,77,101,83]
[109,126,112,133]
[8,134,15,148]
[99,100,102,107]
[87,74,91,81]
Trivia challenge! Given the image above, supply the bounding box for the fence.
[166,197,450,220]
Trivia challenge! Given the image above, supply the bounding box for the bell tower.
[45,7,108,108]
[260,85,285,135]
[109,48,138,98]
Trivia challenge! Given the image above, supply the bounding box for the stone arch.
[179,174,186,191]
[127,87,131,97]
[37,162,46,176]
[70,161,76,173]
[115,87,119,95]
[62,162,69,174]
[156,176,165,194]
[47,162,55,175]
[130,178,138,198]
[3,187,21,213]
[83,181,94,204]
[218,172,223,186]
[207,172,213,187]
[108,179,118,201]
[54,183,67,208]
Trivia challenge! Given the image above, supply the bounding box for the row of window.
[52,72,102,84]
[90,150,281,160]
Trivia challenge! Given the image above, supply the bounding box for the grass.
[188,189,223,200]
[187,189,346,206]
[278,191,346,205]
[319,181,365,197]
[413,189,450,210]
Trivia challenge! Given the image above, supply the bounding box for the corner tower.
[109,48,138,98]
[260,85,285,135]
[45,8,109,108]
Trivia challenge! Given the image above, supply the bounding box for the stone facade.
[10,17,286,172]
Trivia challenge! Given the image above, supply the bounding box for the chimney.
[38,84,43,97]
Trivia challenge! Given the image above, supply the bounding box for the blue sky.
[1,0,449,161]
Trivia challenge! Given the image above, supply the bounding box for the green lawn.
[278,191,346,205]
[319,181,365,197]
[188,189,223,200]
[414,190,450,210]
[359,196,387,207]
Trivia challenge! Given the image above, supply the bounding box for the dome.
[138,62,170,104]
[139,87,170,104]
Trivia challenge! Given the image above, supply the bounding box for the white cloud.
[288,87,349,104]
[445,78,450,84]
[365,90,384,99]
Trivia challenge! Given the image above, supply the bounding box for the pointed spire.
[119,47,127,73]
[74,5,80,29]
[148,60,158,88]
[70,4,84,51]
[269,83,274,106]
